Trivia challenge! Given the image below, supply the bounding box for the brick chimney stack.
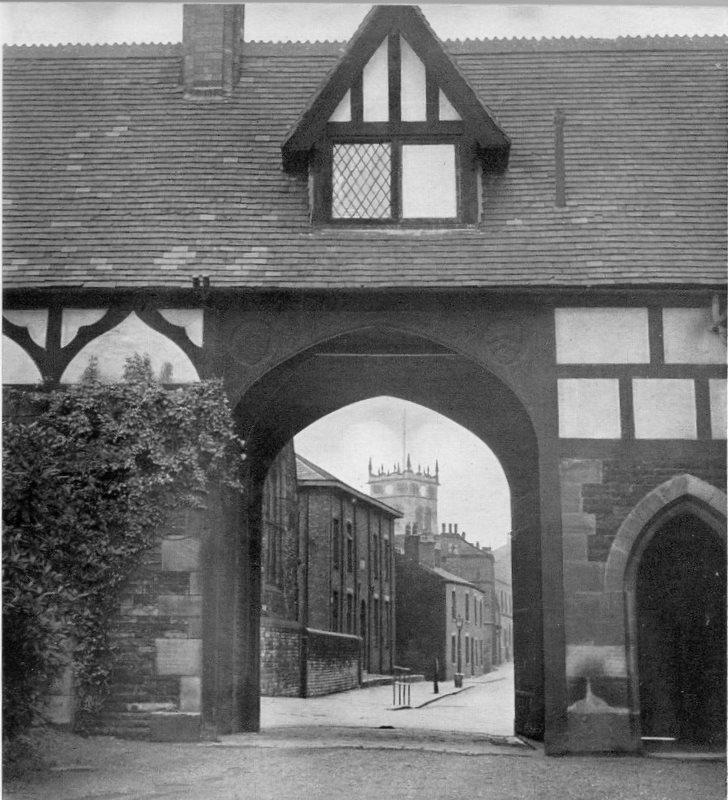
[183,4,244,97]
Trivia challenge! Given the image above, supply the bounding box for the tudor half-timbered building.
[3,4,726,754]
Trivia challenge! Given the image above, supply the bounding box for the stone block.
[158,594,202,618]
[559,458,603,486]
[148,712,201,742]
[566,644,627,679]
[562,533,588,563]
[161,537,200,572]
[562,512,596,538]
[179,676,202,712]
[155,638,202,676]
[564,560,604,593]
[567,711,638,753]
[560,483,582,514]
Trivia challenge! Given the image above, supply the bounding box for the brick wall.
[305,629,360,696]
[260,618,302,697]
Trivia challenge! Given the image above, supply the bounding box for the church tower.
[368,454,439,553]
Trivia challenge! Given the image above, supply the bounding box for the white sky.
[295,397,512,550]
[2,3,727,45]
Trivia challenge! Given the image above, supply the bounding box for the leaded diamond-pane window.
[332,143,391,219]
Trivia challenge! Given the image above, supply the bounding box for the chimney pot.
[454,524,458,534]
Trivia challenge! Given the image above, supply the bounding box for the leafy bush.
[2,372,243,738]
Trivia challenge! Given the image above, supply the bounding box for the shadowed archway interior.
[225,327,546,739]
[636,512,726,749]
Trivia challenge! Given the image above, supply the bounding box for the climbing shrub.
[2,373,243,738]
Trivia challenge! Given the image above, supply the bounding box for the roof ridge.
[5,33,726,60]
[3,42,181,58]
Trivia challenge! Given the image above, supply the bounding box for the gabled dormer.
[282,5,510,225]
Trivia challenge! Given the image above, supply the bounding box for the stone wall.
[91,507,207,740]
[560,457,727,752]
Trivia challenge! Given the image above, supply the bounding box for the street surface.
[5,662,725,800]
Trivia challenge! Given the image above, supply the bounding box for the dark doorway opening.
[636,512,726,749]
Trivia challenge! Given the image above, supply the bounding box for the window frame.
[313,124,478,226]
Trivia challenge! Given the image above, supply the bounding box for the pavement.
[260,661,518,743]
[4,662,726,800]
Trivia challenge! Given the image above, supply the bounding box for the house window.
[465,594,470,621]
[384,539,391,581]
[373,534,380,578]
[465,635,469,664]
[332,590,339,631]
[331,141,457,222]
[332,518,341,571]
[451,634,456,663]
[451,591,457,619]
[346,592,353,633]
[346,522,354,573]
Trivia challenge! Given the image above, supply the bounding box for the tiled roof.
[422,564,481,590]
[3,35,726,291]
[296,454,401,517]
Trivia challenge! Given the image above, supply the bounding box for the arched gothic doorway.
[226,326,551,741]
[605,476,727,752]
[636,511,726,749]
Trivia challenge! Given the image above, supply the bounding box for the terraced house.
[3,3,726,754]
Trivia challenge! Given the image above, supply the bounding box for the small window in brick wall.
[332,590,340,631]
[346,522,353,573]
[332,519,341,571]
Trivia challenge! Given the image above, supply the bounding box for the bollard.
[433,657,439,694]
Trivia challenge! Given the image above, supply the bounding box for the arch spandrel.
[221,298,554,444]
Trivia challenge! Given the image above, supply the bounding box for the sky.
[294,397,512,550]
[2,2,727,46]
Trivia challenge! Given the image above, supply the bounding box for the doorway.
[636,512,726,749]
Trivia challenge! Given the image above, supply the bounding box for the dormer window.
[282,6,510,227]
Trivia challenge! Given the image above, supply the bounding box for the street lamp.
[455,615,464,688]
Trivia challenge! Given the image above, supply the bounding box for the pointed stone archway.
[604,475,727,750]
[211,324,560,745]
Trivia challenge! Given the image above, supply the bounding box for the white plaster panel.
[159,308,204,347]
[61,308,108,347]
[362,39,389,121]
[401,144,456,218]
[438,89,461,121]
[2,336,43,384]
[558,379,621,439]
[329,90,351,122]
[633,379,696,439]
[709,379,727,439]
[61,311,200,384]
[3,309,48,347]
[662,307,726,364]
[555,308,649,364]
[400,36,427,121]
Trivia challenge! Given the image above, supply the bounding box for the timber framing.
[281,4,510,171]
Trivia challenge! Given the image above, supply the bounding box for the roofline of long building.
[4,33,728,60]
